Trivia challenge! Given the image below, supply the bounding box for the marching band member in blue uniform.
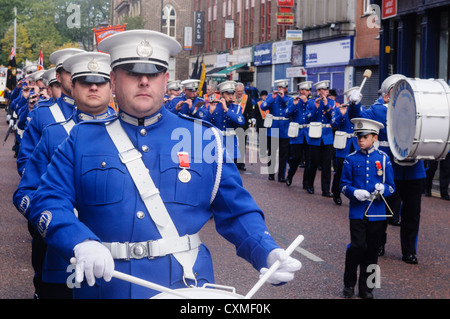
[305,80,335,197]
[42,67,61,100]
[348,74,425,264]
[260,79,293,182]
[330,87,360,205]
[164,79,182,107]
[14,52,115,299]
[167,79,206,118]
[285,81,312,188]
[16,48,85,176]
[340,118,395,299]
[202,80,246,167]
[28,30,301,299]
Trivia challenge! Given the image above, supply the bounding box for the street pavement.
[0,112,448,300]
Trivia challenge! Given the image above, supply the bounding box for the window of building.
[414,16,422,77]
[162,5,176,38]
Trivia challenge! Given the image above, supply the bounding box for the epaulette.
[36,98,55,108]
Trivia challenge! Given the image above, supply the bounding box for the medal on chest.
[375,161,383,176]
[177,151,191,183]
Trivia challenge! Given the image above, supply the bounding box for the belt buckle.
[146,240,155,259]
[119,148,142,164]
[130,242,147,259]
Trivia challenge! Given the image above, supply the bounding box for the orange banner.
[94,24,127,48]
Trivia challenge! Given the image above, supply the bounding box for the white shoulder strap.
[62,119,76,135]
[49,103,66,123]
[105,120,198,281]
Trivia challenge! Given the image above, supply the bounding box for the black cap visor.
[116,63,167,75]
[75,75,110,84]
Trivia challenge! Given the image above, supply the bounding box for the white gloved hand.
[374,183,385,193]
[6,114,11,122]
[73,240,114,286]
[354,189,371,201]
[259,249,302,285]
[349,91,362,104]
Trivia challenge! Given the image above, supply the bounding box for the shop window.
[438,10,450,83]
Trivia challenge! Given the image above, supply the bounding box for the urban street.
[0,112,448,300]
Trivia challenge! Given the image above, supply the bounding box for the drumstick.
[244,235,304,299]
[359,69,372,93]
[70,257,192,299]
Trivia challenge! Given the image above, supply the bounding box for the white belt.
[221,129,236,136]
[103,233,201,260]
[379,141,389,147]
[273,116,289,120]
[322,123,332,128]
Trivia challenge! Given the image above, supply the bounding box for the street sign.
[277,12,294,25]
[382,0,397,19]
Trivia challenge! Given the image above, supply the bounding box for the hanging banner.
[94,24,126,48]
[194,11,205,45]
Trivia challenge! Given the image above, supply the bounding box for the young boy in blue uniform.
[340,118,395,299]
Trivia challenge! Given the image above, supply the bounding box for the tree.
[1,23,32,67]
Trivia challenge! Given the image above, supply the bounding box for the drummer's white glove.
[6,114,11,122]
[349,91,362,104]
[354,189,371,201]
[259,249,302,285]
[374,183,385,194]
[73,240,114,286]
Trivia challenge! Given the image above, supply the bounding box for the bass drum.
[151,283,244,299]
[387,78,450,161]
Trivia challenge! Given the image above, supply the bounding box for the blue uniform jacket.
[260,94,292,138]
[29,106,279,299]
[348,97,425,180]
[340,147,395,221]
[331,107,359,158]
[201,102,245,159]
[167,95,206,119]
[285,98,308,144]
[14,108,115,284]
[16,93,76,176]
[305,98,335,146]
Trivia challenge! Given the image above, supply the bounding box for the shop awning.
[215,63,247,75]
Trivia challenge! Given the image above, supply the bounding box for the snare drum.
[151,283,244,299]
[387,78,450,161]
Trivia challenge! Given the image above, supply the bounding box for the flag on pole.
[198,57,206,97]
[6,47,17,91]
[191,56,199,79]
[38,49,44,70]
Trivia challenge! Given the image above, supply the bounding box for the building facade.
[110,0,195,81]
[375,0,450,85]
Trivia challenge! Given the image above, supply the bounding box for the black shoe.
[342,286,354,298]
[307,187,314,194]
[441,194,450,200]
[322,191,333,198]
[278,177,286,183]
[424,191,431,197]
[268,174,274,181]
[402,254,418,264]
[286,176,293,187]
[333,196,342,205]
[237,164,246,171]
[377,245,385,256]
[358,291,374,299]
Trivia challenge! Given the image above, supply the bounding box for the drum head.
[151,286,244,299]
[387,79,417,161]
